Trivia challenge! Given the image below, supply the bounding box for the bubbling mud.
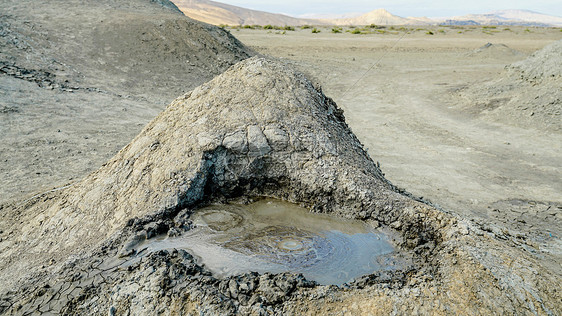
[136,199,405,285]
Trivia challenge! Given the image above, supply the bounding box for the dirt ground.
[232,26,562,246]
[0,0,252,204]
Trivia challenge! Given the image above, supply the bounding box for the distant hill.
[323,9,432,26]
[172,0,323,25]
[440,10,562,27]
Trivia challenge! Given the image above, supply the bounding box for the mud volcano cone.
[1,57,560,315]
[460,39,561,131]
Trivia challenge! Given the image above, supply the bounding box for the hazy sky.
[213,0,562,18]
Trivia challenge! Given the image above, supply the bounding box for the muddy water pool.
[135,199,405,285]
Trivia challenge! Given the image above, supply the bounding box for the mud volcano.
[1,57,560,315]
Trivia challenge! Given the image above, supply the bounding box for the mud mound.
[458,40,561,131]
[509,40,562,80]
[0,0,253,102]
[467,42,524,59]
[0,0,253,203]
[1,57,559,315]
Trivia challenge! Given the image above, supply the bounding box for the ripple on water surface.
[140,199,405,285]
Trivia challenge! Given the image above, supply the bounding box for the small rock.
[119,232,147,257]
[229,279,239,299]
[108,306,116,316]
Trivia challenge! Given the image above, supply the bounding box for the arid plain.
[233,26,562,250]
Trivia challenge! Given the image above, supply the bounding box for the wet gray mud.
[130,199,407,285]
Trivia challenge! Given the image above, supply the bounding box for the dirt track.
[234,26,562,245]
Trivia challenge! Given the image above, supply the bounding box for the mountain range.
[172,0,562,27]
[439,10,562,26]
[170,0,320,25]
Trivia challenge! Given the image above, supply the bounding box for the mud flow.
[132,199,405,285]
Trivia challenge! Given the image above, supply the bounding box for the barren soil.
[233,26,562,248]
[0,0,252,203]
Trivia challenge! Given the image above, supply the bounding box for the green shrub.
[426,30,434,35]
[367,24,385,29]
[301,25,312,29]
[311,27,321,33]
[283,26,295,31]
[331,27,342,33]
[264,25,273,29]
[351,29,361,34]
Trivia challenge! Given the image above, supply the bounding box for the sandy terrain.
[232,26,562,244]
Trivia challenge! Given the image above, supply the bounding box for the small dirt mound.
[467,42,524,59]
[458,40,561,131]
[509,40,562,80]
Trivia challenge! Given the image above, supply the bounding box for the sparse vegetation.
[283,26,295,31]
[366,24,385,29]
[311,27,321,33]
[426,30,434,35]
[301,25,312,29]
[351,29,362,34]
[331,27,342,33]
[264,24,273,29]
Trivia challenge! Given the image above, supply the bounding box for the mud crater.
[127,198,409,285]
